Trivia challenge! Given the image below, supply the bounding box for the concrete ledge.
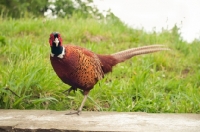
[0,110,200,132]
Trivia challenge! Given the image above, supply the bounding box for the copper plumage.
[49,32,169,115]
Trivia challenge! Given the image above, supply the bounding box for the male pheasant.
[49,32,169,115]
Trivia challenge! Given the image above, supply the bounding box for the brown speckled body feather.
[50,44,169,92]
[50,45,105,92]
[49,32,169,115]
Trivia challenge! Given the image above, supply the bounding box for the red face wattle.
[49,32,62,47]
[49,33,54,46]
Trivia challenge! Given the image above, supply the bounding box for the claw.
[63,87,77,96]
[65,110,81,115]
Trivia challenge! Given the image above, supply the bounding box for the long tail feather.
[111,44,170,62]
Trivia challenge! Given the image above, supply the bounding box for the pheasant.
[49,32,169,115]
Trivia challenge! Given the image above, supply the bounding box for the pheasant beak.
[54,37,59,47]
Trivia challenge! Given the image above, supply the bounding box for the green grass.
[0,16,200,113]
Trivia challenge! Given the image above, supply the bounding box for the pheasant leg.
[65,93,89,115]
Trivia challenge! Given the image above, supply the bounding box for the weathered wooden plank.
[0,110,200,132]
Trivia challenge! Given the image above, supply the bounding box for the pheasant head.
[49,32,65,58]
